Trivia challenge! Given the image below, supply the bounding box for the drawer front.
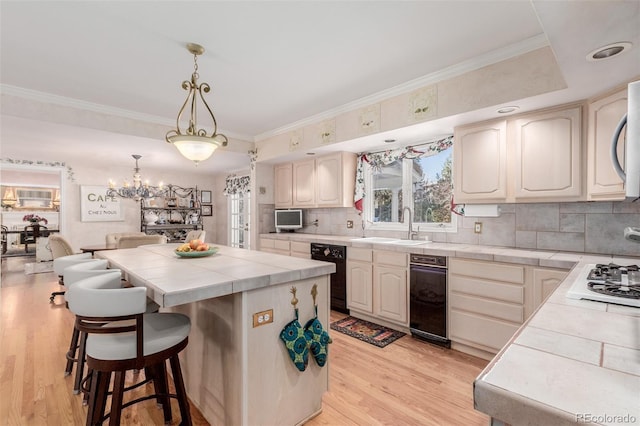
[449,258,524,284]
[449,310,520,352]
[260,238,275,250]
[373,250,407,268]
[449,293,524,323]
[449,275,524,304]
[290,241,310,254]
[274,240,290,251]
[348,247,372,262]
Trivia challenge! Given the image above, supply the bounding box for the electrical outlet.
[252,309,274,327]
[346,220,353,228]
[474,222,482,234]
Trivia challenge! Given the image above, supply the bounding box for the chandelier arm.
[174,80,196,136]
[197,82,218,136]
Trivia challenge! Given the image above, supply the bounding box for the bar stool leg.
[151,362,172,423]
[169,354,192,425]
[73,331,88,394]
[65,327,80,376]
[109,371,126,426]
[87,370,110,426]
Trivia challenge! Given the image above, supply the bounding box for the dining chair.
[65,273,192,425]
[104,232,146,245]
[184,229,206,242]
[116,234,168,249]
[23,224,48,253]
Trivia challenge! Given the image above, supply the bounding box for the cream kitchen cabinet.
[292,158,316,207]
[315,152,357,207]
[454,103,584,204]
[274,164,293,208]
[347,248,408,327]
[529,267,568,314]
[274,152,357,209]
[449,258,569,360]
[259,238,290,255]
[453,119,508,203]
[513,105,583,200]
[347,247,373,313]
[289,241,310,259]
[587,87,627,200]
[448,258,525,359]
[373,250,408,326]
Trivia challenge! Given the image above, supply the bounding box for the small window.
[364,142,455,232]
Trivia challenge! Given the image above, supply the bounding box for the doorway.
[228,192,250,249]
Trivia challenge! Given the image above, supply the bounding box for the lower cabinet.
[448,258,568,360]
[373,251,408,324]
[259,238,290,255]
[347,248,408,327]
[290,241,310,259]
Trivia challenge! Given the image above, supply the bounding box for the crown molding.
[0,84,252,142]
[255,34,549,141]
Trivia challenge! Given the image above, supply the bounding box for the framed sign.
[80,186,124,222]
[201,205,212,216]
[201,190,212,204]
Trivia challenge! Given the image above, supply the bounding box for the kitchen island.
[97,243,335,426]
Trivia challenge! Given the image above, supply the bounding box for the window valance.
[223,175,251,196]
[354,135,453,212]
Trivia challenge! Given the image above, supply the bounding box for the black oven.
[310,243,348,314]
[409,254,450,348]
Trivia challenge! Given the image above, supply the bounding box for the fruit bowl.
[174,247,218,258]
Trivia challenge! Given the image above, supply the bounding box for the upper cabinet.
[292,158,316,207]
[512,106,582,200]
[587,88,627,201]
[453,120,508,203]
[275,152,357,209]
[454,103,583,204]
[274,163,293,207]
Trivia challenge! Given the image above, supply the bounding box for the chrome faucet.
[401,207,418,240]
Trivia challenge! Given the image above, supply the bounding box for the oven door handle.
[410,264,447,275]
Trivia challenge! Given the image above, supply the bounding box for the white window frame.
[363,159,457,233]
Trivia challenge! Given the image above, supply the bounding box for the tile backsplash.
[259,201,640,257]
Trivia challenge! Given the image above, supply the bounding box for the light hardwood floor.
[1,257,489,425]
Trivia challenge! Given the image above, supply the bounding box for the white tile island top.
[97,243,335,426]
[474,261,640,426]
[97,243,335,307]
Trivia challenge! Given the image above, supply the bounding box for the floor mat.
[330,316,405,348]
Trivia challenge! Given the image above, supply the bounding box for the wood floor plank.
[1,256,489,425]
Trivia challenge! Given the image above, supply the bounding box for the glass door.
[228,192,250,249]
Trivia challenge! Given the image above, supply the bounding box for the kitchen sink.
[383,239,430,246]
[352,237,430,246]
[351,237,399,243]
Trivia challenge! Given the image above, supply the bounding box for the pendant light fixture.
[166,43,228,165]
[107,155,167,201]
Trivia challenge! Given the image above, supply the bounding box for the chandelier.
[107,155,167,201]
[166,43,228,166]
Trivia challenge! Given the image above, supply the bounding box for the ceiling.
[1,1,639,175]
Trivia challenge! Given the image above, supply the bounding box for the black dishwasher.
[409,254,450,348]
[310,243,348,314]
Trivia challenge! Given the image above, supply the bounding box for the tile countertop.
[262,233,640,425]
[473,263,640,426]
[98,243,335,307]
[260,233,636,269]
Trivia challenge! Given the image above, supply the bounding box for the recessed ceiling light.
[587,42,632,61]
[306,152,315,155]
[496,106,519,114]
[384,139,396,143]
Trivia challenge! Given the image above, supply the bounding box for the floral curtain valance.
[354,135,453,212]
[223,175,251,196]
